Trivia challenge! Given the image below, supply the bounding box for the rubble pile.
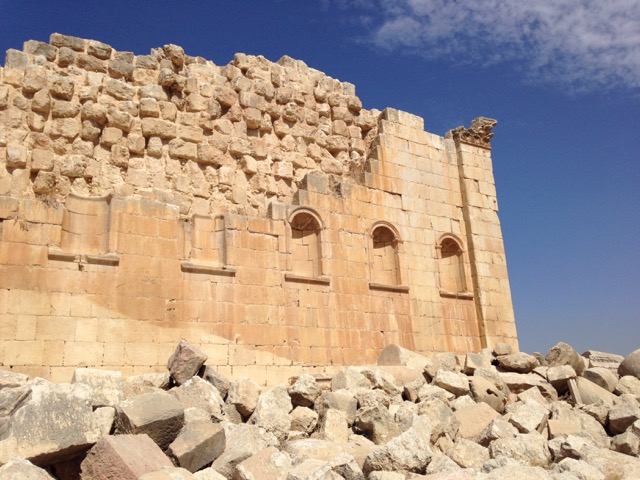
[1,341,640,479]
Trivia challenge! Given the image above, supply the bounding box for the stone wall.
[0,34,518,384]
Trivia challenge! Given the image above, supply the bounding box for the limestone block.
[615,375,640,396]
[169,139,198,161]
[362,416,433,475]
[433,370,470,397]
[232,445,293,480]
[497,352,539,373]
[141,118,177,138]
[80,434,173,479]
[201,366,231,400]
[116,390,185,450]
[583,350,624,371]
[417,398,458,444]
[22,67,47,94]
[0,458,55,479]
[170,376,224,421]
[227,376,262,419]
[0,378,100,465]
[167,339,208,386]
[619,349,640,379]
[6,143,27,168]
[71,367,123,407]
[546,342,585,375]
[167,422,226,473]
[477,417,518,447]
[209,423,278,478]
[0,369,29,388]
[289,374,322,408]
[553,458,605,480]
[506,401,549,434]
[447,438,489,469]
[248,384,293,441]
[453,402,499,443]
[608,400,640,435]
[355,405,399,445]
[331,367,372,393]
[469,376,506,413]
[569,376,616,405]
[290,406,318,434]
[489,432,551,468]
[286,459,334,480]
[546,365,576,394]
[582,367,618,392]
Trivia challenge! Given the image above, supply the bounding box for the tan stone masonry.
[0,34,518,384]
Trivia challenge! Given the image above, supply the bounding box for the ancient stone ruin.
[0,34,517,383]
[1,341,640,479]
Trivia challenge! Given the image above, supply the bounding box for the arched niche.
[287,208,325,279]
[436,234,468,295]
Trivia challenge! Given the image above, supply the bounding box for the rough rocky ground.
[1,341,640,480]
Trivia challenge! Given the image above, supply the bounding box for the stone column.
[446,118,519,350]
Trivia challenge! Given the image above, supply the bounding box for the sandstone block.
[167,339,208,386]
[168,422,226,472]
[116,390,184,450]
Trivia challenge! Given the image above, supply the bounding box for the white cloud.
[359,0,640,91]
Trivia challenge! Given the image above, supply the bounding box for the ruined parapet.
[0,35,518,382]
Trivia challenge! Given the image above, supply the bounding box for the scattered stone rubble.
[1,342,640,480]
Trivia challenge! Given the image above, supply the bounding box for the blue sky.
[1,1,638,356]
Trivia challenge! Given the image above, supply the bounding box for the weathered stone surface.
[248,384,292,441]
[227,377,262,419]
[289,374,322,408]
[167,340,208,386]
[433,370,470,397]
[619,348,640,379]
[72,368,124,408]
[497,352,538,373]
[315,390,358,426]
[378,344,431,370]
[453,402,499,443]
[210,423,278,478]
[477,417,518,447]
[116,390,185,450]
[447,438,489,469]
[583,350,624,371]
[0,379,100,465]
[569,377,616,405]
[170,376,225,421]
[123,372,170,399]
[232,446,293,480]
[0,369,29,389]
[468,376,506,413]
[506,401,549,434]
[139,468,197,479]
[286,459,336,480]
[167,422,226,473]
[329,453,365,480]
[418,398,459,444]
[332,367,372,392]
[615,375,640,396]
[499,372,557,400]
[489,432,552,468]
[319,408,351,443]
[582,367,618,392]
[545,365,576,394]
[546,342,584,375]
[80,434,174,480]
[363,416,433,475]
[608,397,640,435]
[354,405,400,445]
[0,458,55,479]
[552,458,605,480]
[290,406,319,434]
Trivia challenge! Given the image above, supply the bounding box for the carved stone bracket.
[446,117,498,149]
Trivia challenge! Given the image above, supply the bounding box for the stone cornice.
[446,117,498,149]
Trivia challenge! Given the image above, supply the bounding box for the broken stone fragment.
[167,422,226,473]
[288,373,322,408]
[116,390,185,450]
[619,348,640,379]
[167,339,208,386]
[546,342,585,375]
[80,434,174,480]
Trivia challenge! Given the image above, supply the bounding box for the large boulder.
[232,446,292,480]
[354,405,400,445]
[497,352,539,373]
[0,379,101,465]
[116,390,184,450]
[582,367,618,392]
[288,374,322,408]
[80,434,174,480]
[619,348,640,379]
[468,376,506,413]
[167,340,208,386]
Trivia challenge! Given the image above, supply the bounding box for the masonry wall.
[0,34,518,384]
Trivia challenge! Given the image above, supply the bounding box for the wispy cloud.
[352,0,640,91]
